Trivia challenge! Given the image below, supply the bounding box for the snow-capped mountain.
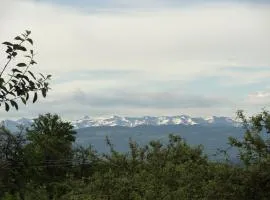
[72,115,238,129]
[0,115,238,131]
[0,115,239,131]
[0,118,34,132]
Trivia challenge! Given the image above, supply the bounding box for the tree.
[229,109,270,166]
[25,113,76,200]
[0,30,53,200]
[229,109,270,199]
[0,126,27,199]
[0,30,51,111]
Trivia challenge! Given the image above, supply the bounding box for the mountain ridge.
[0,115,240,132]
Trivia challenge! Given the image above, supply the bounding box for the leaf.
[9,91,15,97]
[12,68,22,73]
[14,36,24,41]
[26,30,31,35]
[16,63,27,67]
[10,100,18,110]
[47,75,52,79]
[30,60,37,65]
[11,79,18,84]
[28,71,36,80]
[2,42,12,46]
[13,44,27,51]
[0,78,4,84]
[21,97,26,105]
[8,83,13,90]
[30,50,33,55]
[24,55,31,58]
[6,46,13,53]
[5,102,9,111]
[0,85,8,93]
[29,81,35,90]
[26,38,33,45]
[41,88,46,97]
[12,52,17,57]
[20,75,29,82]
[33,92,37,103]
[39,73,45,79]
[26,93,29,101]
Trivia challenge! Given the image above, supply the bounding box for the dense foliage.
[0,110,270,200]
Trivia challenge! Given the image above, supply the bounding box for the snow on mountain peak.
[0,115,238,131]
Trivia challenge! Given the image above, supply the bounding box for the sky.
[0,0,269,120]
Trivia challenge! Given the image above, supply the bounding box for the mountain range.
[0,115,239,132]
[0,115,244,160]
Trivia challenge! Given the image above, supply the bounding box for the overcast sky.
[0,0,269,120]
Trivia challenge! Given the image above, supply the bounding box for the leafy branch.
[0,30,52,111]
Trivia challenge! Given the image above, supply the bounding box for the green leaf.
[26,38,33,45]
[14,36,24,41]
[5,102,9,111]
[41,88,46,97]
[21,97,26,105]
[0,85,8,93]
[21,75,29,82]
[26,93,29,101]
[2,42,13,46]
[13,44,27,51]
[33,92,37,103]
[30,60,37,65]
[6,46,13,53]
[8,83,13,90]
[28,71,36,80]
[0,78,4,84]
[26,30,31,35]
[9,91,16,97]
[39,73,45,79]
[16,63,27,67]
[12,68,22,73]
[11,79,18,84]
[10,100,18,110]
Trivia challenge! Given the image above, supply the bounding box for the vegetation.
[1,32,270,199]
[0,30,51,111]
[0,110,269,200]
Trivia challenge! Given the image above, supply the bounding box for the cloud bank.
[0,0,269,119]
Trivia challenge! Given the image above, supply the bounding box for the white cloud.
[245,91,270,105]
[0,0,269,119]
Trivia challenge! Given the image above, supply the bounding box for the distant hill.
[0,115,243,161]
[75,124,244,161]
